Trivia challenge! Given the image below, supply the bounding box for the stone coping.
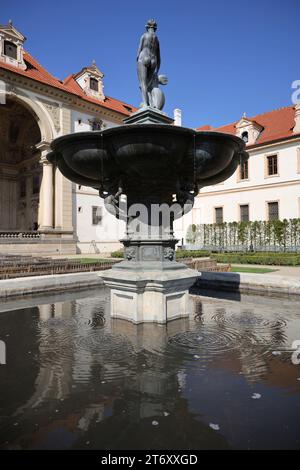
[0,270,300,300]
[0,271,103,299]
[195,271,300,298]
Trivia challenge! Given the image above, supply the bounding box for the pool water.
[0,288,300,450]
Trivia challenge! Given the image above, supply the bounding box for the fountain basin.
[48,125,246,201]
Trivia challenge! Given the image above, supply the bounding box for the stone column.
[39,151,54,230]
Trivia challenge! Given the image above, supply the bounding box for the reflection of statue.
[137,19,166,109]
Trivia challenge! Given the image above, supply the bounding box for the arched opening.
[0,97,42,232]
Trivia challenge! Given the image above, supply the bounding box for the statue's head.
[146,19,157,31]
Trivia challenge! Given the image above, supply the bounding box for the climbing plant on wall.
[185,219,300,252]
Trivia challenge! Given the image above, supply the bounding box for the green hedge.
[111,250,124,258]
[111,249,300,265]
[176,250,211,259]
[211,253,300,266]
[111,249,211,259]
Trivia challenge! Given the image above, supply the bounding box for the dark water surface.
[0,288,300,450]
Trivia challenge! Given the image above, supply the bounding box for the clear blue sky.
[2,0,299,128]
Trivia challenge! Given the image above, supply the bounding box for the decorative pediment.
[0,21,26,70]
[74,61,105,101]
[0,22,26,42]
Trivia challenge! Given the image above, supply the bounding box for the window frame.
[265,153,279,178]
[239,204,250,222]
[90,77,99,92]
[266,200,279,221]
[92,206,103,225]
[214,206,224,225]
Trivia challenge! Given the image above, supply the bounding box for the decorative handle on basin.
[46,151,57,164]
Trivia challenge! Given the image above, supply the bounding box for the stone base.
[123,106,174,125]
[100,264,198,324]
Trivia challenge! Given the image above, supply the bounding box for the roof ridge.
[203,103,295,131]
[252,104,294,119]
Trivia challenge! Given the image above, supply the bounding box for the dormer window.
[236,117,263,146]
[4,40,17,59]
[73,62,105,101]
[241,131,248,143]
[0,22,26,69]
[90,77,99,92]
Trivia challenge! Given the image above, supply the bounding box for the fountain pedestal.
[100,234,198,323]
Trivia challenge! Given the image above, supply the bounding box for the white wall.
[71,110,119,133]
[74,186,125,254]
[71,110,123,253]
[190,139,300,227]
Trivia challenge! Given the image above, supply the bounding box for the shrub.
[111,249,124,258]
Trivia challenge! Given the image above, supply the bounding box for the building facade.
[191,106,300,228]
[0,22,133,255]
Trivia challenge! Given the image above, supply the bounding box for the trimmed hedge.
[212,253,300,266]
[111,248,300,265]
[176,250,211,259]
[111,250,124,258]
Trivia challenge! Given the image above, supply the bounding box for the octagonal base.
[100,266,198,324]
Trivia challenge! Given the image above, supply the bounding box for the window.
[215,207,223,224]
[267,155,278,176]
[240,160,248,180]
[32,174,40,194]
[268,201,279,221]
[240,204,249,222]
[92,206,102,225]
[4,41,17,59]
[78,206,82,213]
[90,78,99,92]
[90,119,103,131]
[241,131,248,143]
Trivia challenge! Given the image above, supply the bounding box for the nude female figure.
[137,19,161,107]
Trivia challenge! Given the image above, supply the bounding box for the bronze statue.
[137,19,167,110]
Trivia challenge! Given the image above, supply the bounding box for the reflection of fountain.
[48,21,247,323]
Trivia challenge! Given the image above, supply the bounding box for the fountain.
[48,20,248,323]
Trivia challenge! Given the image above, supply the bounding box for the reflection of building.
[0,22,133,255]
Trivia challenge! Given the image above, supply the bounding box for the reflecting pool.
[0,288,300,449]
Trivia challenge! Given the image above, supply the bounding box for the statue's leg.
[137,62,149,106]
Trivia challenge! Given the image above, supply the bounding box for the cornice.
[199,178,300,196]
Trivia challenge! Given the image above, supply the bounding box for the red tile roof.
[62,73,136,115]
[197,106,299,147]
[0,51,136,116]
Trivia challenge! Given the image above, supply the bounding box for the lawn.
[230,266,278,274]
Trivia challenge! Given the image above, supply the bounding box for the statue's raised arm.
[137,19,166,110]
